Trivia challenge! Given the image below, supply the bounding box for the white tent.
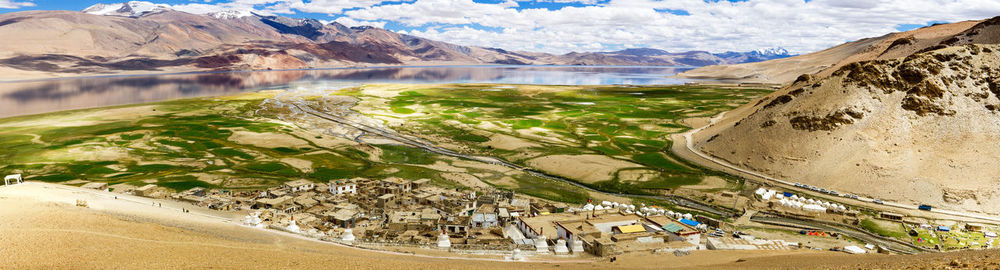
[843,246,867,254]
[802,204,827,212]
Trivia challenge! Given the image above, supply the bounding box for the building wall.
[330,183,357,195]
[515,218,539,239]
[556,225,575,244]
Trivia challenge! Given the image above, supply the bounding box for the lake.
[0,65,692,117]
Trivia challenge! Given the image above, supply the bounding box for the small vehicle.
[794,183,803,187]
[918,204,933,211]
[829,191,839,196]
[873,199,884,204]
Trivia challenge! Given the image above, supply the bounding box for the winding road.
[680,112,1000,224]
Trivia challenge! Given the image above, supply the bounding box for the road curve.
[680,112,1000,223]
[291,102,734,217]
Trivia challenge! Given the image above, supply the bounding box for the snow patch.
[82,1,170,17]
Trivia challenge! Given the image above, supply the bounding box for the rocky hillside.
[0,2,791,79]
[693,44,1000,214]
[676,18,994,84]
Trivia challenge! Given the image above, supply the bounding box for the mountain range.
[0,1,792,80]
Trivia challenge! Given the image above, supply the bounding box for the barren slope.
[693,44,1000,214]
[677,20,981,84]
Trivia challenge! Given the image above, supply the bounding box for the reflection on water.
[1,65,691,117]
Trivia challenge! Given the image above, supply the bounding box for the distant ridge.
[677,18,1000,84]
[0,2,793,79]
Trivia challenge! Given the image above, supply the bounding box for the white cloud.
[114,0,1000,54]
[536,0,600,4]
[333,17,386,28]
[338,0,1000,54]
[0,0,34,9]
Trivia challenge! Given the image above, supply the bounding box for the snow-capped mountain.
[82,1,170,17]
[752,47,791,56]
[208,10,256,20]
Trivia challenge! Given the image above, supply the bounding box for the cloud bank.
[72,0,1000,54]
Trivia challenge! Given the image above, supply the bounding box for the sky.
[3,0,1000,54]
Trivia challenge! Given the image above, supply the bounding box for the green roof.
[663,223,684,233]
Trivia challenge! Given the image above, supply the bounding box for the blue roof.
[679,218,700,227]
[783,192,793,197]
[938,226,951,231]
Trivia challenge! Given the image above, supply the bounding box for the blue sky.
[2,1,999,54]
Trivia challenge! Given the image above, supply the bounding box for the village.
[56,173,806,259]
[8,171,1000,259]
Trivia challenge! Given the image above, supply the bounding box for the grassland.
[0,91,475,193]
[342,84,771,197]
[0,83,769,209]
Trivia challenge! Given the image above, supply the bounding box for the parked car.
[873,199,884,204]
[918,204,933,211]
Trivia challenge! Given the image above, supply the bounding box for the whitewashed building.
[4,174,22,186]
[284,179,315,193]
[329,179,357,195]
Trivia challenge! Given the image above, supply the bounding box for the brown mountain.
[0,5,791,80]
[676,19,991,84]
[691,43,1000,214]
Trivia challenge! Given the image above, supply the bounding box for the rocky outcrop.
[694,44,1000,215]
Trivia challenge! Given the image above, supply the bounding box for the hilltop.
[690,44,1000,214]
[676,17,1000,84]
